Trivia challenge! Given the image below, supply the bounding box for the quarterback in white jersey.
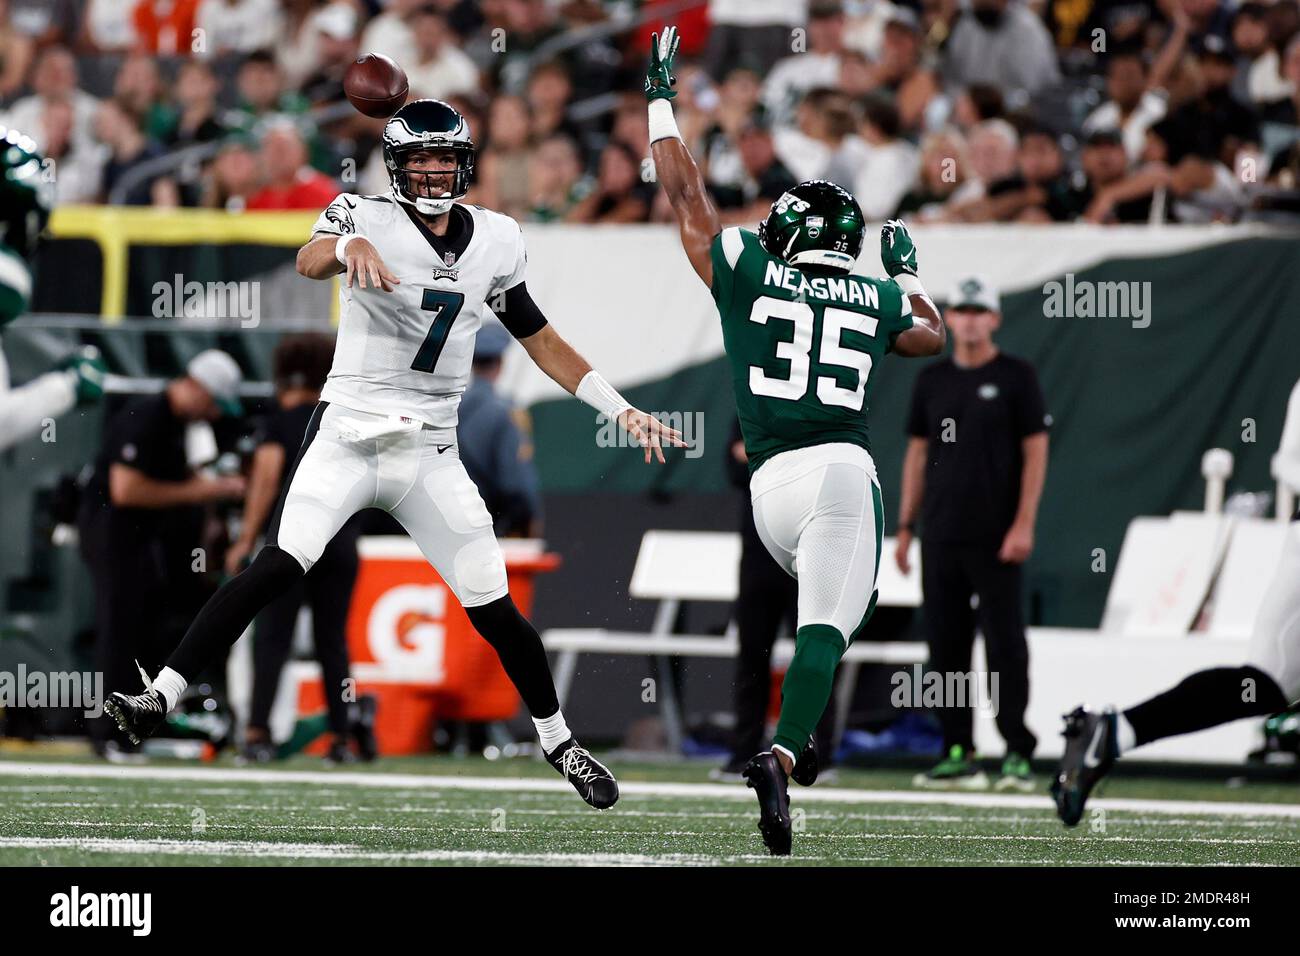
[307,191,528,430]
[106,100,683,808]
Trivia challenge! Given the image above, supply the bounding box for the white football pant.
[1246,521,1300,703]
[270,402,509,608]
[749,442,884,645]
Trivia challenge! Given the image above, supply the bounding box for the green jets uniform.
[647,28,936,854]
[1,125,106,450]
[710,226,914,474]
[0,241,30,324]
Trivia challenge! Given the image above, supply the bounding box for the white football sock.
[153,667,188,712]
[533,710,571,754]
[1115,709,1137,755]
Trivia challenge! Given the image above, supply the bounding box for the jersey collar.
[399,201,475,267]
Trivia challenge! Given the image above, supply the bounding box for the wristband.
[576,370,632,420]
[648,99,682,144]
[335,233,365,264]
[894,273,926,298]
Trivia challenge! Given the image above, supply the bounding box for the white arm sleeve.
[0,370,77,451]
[575,370,631,420]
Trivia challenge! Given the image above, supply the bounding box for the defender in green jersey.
[0,125,106,450]
[713,187,915,473]
[646,27,947,855]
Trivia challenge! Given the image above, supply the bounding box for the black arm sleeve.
[492,282,549,339]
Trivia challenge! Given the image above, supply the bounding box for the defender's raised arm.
[646,27,720,288]
[880,219,946,357]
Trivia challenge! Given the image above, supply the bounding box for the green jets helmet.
[0,125,51,261]
[382,99,475,216]
[758,179,866,273]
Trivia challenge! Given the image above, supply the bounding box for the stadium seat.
[542,529,926,755]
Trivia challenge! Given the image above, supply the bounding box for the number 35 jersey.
[711,227,915,474]
[310,194,528,428]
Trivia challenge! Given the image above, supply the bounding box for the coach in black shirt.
[78,350,248,759]
[896,276,1049,792]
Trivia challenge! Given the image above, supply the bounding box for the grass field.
[1,752,1298,866]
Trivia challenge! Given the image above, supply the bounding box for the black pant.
[728,507,835,763]
[248,521,360,737]
[920,539,1036,758]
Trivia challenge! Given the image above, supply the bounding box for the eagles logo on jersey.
[324,197,357,234]
[383,99,476,217]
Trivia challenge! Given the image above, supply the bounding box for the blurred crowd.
[3,0,1300,224]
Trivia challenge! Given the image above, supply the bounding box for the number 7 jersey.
[310,193,528,428]
[711,227,914,473]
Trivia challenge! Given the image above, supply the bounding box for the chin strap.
[393,189,456,216]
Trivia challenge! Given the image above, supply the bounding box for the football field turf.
[1,754,1298,866]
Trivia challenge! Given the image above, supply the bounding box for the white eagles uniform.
[1245,377,1300,703]
[311,193,527,428]
[269,194,529,608]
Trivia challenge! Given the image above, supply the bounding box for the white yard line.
[2,760,1299,820]
[0,835,714,866]
[22,820,1296,846]
[11,800,1300,829]
[0,835,1254,868]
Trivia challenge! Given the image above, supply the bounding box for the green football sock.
[773,624,845,758]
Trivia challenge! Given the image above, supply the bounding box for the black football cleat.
[1051,705,1120,827]
[744,752,792,856]
[547,738,619,809]
[790,736,819,787]
[103,689,166,746]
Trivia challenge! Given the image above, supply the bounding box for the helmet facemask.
[387,141,475,216]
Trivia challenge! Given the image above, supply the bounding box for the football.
[344,53,409,118]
